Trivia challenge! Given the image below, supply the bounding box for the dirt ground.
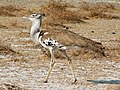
[0,0,120,90]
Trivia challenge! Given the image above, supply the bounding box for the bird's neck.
[30,18,42,44]
[30,19,42,36]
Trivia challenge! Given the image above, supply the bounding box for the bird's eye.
[31,14,36,17]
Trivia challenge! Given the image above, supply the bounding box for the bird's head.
[22,13,45,22]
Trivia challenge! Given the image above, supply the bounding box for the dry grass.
[0,4,31,29]
[0,45,17,55]
[0,24,8,29]
[0,18,28,29]
[0,5,32,17]
[39,0,86,28]
[0,1,119,29]
[39,1,120,28]
[79,1,120,19]
[0,5,21,16]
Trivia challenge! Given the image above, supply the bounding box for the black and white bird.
[23,13,105,83]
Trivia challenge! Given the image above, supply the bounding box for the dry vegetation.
[0,5,21,16]
[0,0,119,29]
[39,1,120,28]
[0,45,13,53]
[79,1,120,19]
[40,1,85,24]
[0,5,32,17]
[0,3,32,29]
[0,43,20,56]
[0,24,8,29]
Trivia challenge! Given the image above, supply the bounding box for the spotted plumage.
[38,31,66,50]
[43,38,66,49]
[38,31,67,51]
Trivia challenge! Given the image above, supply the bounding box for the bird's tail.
[84,38,105,56]
[74,35,105,56]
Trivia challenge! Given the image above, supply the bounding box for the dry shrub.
[38,1,119,28]
[0,45,17,55]
[79,1,120,19]
[0,5,31,29]
[0,5,21,16]
[0,5,32,17]
[40,0,86,28]
[0,24,8,29]
[43,1,120,20]
[80,2,115,11]
[0,1,119,29]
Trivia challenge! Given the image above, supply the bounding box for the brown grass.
[43,1,119,19]
[0,24,8,29]
[79,1,120,19]
[0,4,31,29]
[0,1,119,29]
[80,2,116,11]
[39,1,87,28]
[0,5,21,16]
[0,5,32,17]
[0,45,17,55]
[0,1,119,19]
[39,1,120,28]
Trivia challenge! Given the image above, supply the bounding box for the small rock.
[61,68,64,70]
[92,31,94,33]
[112,32,116,34]
[66,27,69,30]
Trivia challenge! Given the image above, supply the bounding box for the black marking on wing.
[42,38,66,49]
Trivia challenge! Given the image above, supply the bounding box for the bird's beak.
[22,16,29,19]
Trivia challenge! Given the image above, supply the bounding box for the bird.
[22,13,105,83]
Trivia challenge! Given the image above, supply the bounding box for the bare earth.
[0,0,120,90]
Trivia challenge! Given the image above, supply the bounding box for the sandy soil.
[0,0,120,90]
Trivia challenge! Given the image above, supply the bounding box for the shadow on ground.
[87,80,120,84]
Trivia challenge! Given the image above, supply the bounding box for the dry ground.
[0,0,120,90]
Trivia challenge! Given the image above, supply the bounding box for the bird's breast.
[30,32,40,45]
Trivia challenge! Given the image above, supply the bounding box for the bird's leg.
[61,50,77,84]
[44,48,55,83]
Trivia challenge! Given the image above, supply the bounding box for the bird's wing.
[41,29,105,55]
